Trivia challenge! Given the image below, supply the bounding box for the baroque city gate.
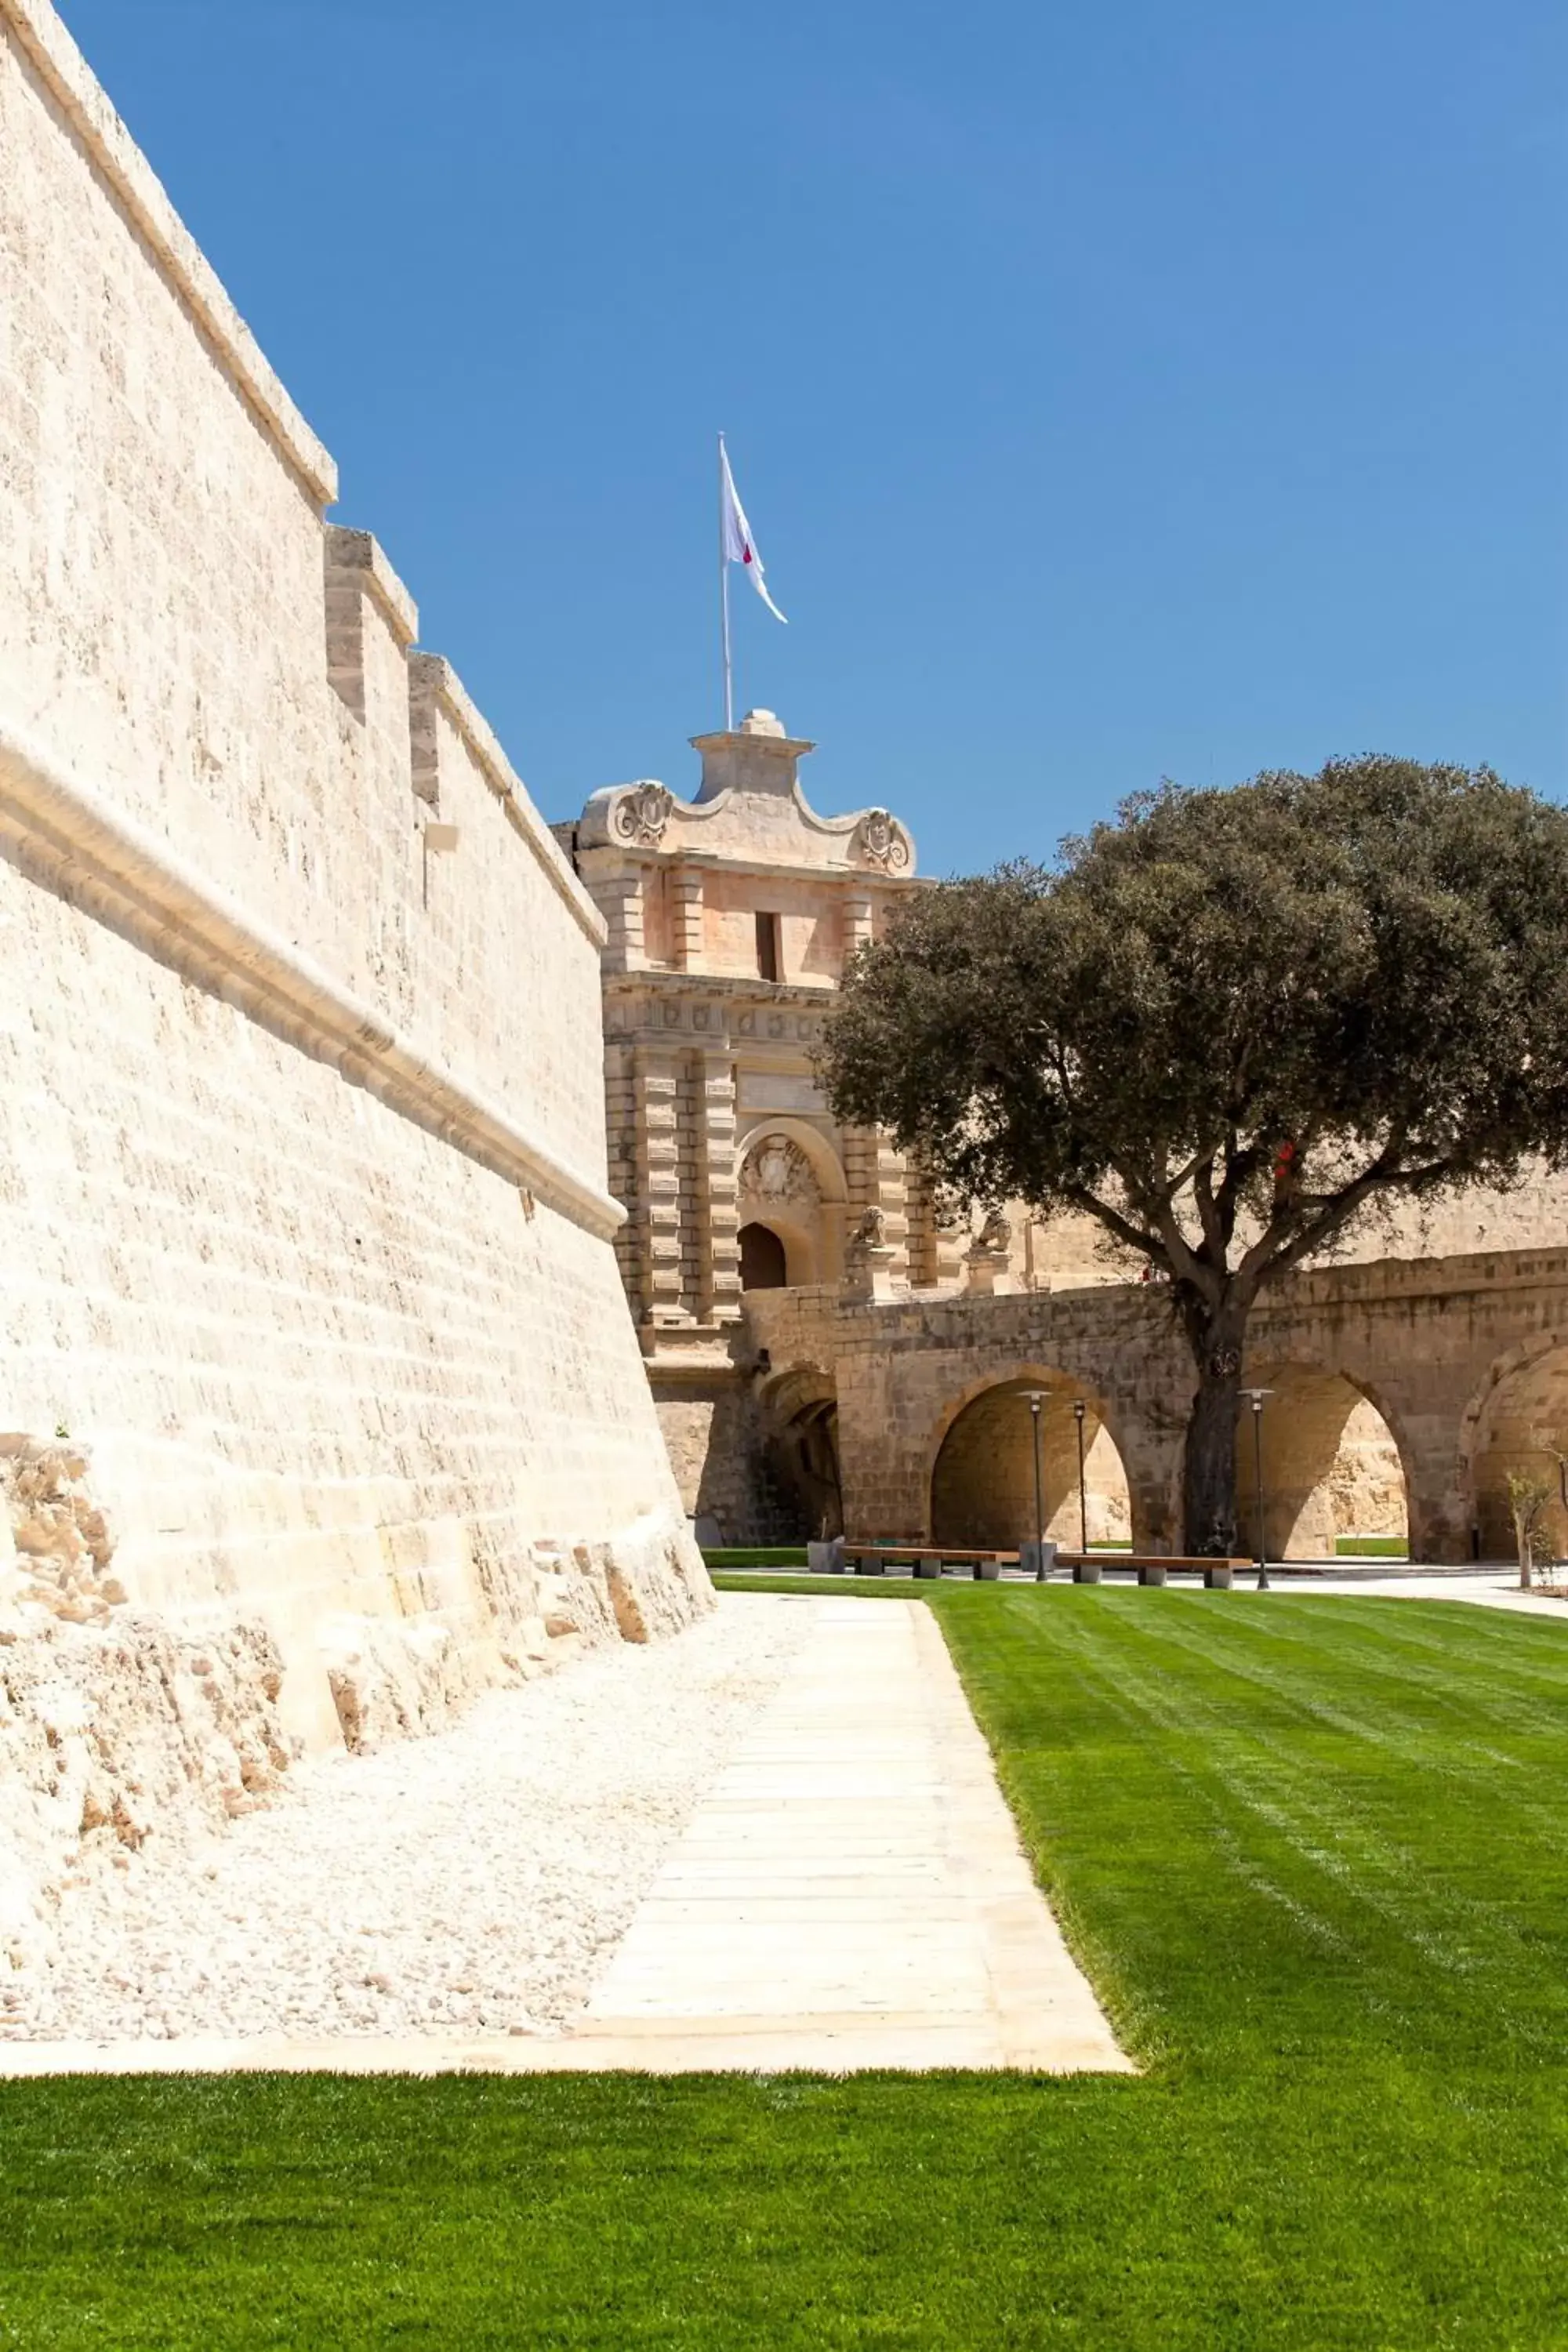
[742,1247,1568,1562]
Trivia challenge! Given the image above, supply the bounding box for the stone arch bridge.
[741,1247,1568,1562]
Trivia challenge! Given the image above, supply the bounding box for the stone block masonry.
[742,1248,1568,1563]
[0,0,710,1913]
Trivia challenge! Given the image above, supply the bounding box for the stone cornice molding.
[2,0,338,506]
[604,968,834,1002]
[0,724,626,1243]
[689,725,817,767]
[602,981,833,1048]
[615,846,927,891]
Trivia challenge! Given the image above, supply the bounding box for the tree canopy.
[818,757,1568,1552]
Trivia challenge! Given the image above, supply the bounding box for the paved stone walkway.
[0,1597,1132,2078]
[1270,1570,1568,1615]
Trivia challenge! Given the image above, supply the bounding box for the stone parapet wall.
[0,0,710,1774]
[0,0,608,1178]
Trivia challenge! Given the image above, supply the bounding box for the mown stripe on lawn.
[4,1587,1568,2349]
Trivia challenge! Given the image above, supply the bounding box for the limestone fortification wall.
[0,0,710,1919]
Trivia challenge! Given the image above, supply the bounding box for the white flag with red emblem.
[720,441,788,624]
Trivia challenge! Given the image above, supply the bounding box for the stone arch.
[1240,1360,1410,1559]
[927,1366,1132,1551]
[735,1119,848,1287]
[927,1360,1132,1468]
[1459,1332,1568,1561]
[757,1364,843,1540]
[734,1117,848,1203]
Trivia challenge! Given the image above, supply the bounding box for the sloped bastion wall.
[0,0,710,1947]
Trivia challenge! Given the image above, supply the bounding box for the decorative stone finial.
[739,709,786,739]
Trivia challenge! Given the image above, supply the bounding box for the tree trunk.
[1180,1303,1249,1556]
[1517,1524,1534,1591]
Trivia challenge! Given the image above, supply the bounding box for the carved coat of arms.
[739,1135,816,1207]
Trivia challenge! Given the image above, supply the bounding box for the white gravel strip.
[3,1594,814,2045]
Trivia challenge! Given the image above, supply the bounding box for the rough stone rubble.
[3,1594,811,2043]
[0,1438,292,1970]
[0,1433,723,2010]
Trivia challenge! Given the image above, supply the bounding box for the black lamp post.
[1073,1400,1089,1557]
[1023,1389,1047,1579]
[1239,1387,1274,1589]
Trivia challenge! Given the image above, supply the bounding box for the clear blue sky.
[58,0,1568,875]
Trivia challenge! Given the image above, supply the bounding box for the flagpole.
[718,431,734,730]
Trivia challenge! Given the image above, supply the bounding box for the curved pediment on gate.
[576,710,916,876]
[578,779,916,877]
[786,793,915,875]
[577,779,728,853]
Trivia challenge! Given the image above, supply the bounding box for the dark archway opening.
[771,1399,843,1539]
[758,1371,844,1540]
[739,1221,789,1291]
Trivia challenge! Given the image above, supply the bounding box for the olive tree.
[817,759,1568,1554]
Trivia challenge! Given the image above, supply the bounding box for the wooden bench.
[1056,1554,1254,1588]
[841,1542,1019,1581]
[829,1542,1254,1589]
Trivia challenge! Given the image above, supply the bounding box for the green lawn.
[4,1587,1567,2349]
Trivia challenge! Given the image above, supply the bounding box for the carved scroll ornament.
[612,782,673,846]
[854,808,911,872]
